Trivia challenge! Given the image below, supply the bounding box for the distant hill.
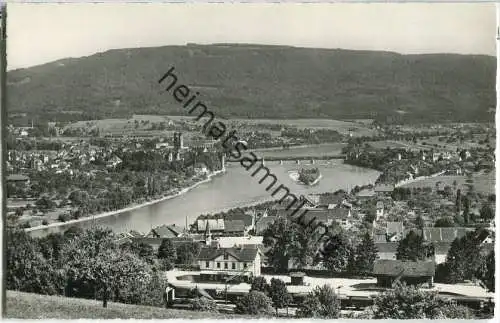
[6,291,246,319]
[7,44,496,124]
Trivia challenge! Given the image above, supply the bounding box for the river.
[28,160,380,238]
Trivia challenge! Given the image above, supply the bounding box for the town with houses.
[3,3,497,320]
[5,116,496,319]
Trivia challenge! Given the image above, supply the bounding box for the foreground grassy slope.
[4,291,244,319]
[8,43,495,123]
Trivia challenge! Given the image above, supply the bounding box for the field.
[65,115,175,137]
[169,116,378,137]
[367,140,415,150]
[5,291,247,319]
[63,115,208,139]
[415,135,494,152]
[400,172,495,195]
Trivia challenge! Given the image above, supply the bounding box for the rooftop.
[223,220,246,233]
[197,246,260,262]
[374,184,395,193]
[6,174,30,181]
[373,259,436,277]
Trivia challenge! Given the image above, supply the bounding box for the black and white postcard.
[1,2,496,320]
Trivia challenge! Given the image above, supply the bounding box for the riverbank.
[25,169,226,233]
[395,170,447,188]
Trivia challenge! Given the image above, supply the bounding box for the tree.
[321,233,353,273]
[373,282,472,319]
[396,231,433,262]
[434,217,455,227]
[176,242,200,265]
[250,276,270,294]
[444,230,483,283]
[476,250,494,292]
[157,239,177,270]
[15,208,24,217]
[121,241,155,264]
[296,285,340,318]
[68,190,90,207]
[269,278,292,315]
[61,227,162,308]
[364,210,376,224]
[61,228,117,306]
[353,233,378,275]
[262,217,299,272]
[479,204,494,222]
[415,215,424,230]
[5,229,65,296]
[291,225,320,269]
[234,291,274,316]
[35,196,56,211]
[462,196,471,224]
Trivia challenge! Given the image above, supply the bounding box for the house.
[301,208,353,230]
[146,224,183,239]
[373,259,435,287]
[330,207,354,229]
[375,242,398,260]
[356,189,376,200]
[386,222,404,242]
[156,142,172,149]
[374,233,388,243]
[422,227,472,243]
[131,236,195,251]
[433,242,452,264]
[376,201,384,220]
[193,162,209,175]
[223,220,246,235]
[318,192,346,209]
[305,194,320,205]
[475,228,495,244]
[115,230,144,245]
[216,236,264,248]
[6,174,30,188]
[374,184,394,197]
[226,213,253,228]
[197,245,262,276]
[196,215,225,233]
[106,155,122,169]
[255,216,276,235]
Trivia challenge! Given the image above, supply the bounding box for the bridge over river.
[227,154,346,163]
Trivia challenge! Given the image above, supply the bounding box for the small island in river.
[297,167,322,186]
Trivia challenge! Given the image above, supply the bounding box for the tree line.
[5,227,205,308]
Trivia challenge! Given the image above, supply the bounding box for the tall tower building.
[173,132,184,150]
[178,132,184,149]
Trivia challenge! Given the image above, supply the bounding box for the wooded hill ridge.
[8,43,496,123]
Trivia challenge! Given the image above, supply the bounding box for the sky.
[6,2,497,70]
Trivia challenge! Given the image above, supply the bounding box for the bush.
[58,213,70,222]
[434,263,450,283]
[435,302,473,319]
[159,258,174,271]
[234,291,274,316]
[190,297,218,312]
[373,282,474,319]
[296,285,340,318]
[250,276,270,294]
[42,220,49,226]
